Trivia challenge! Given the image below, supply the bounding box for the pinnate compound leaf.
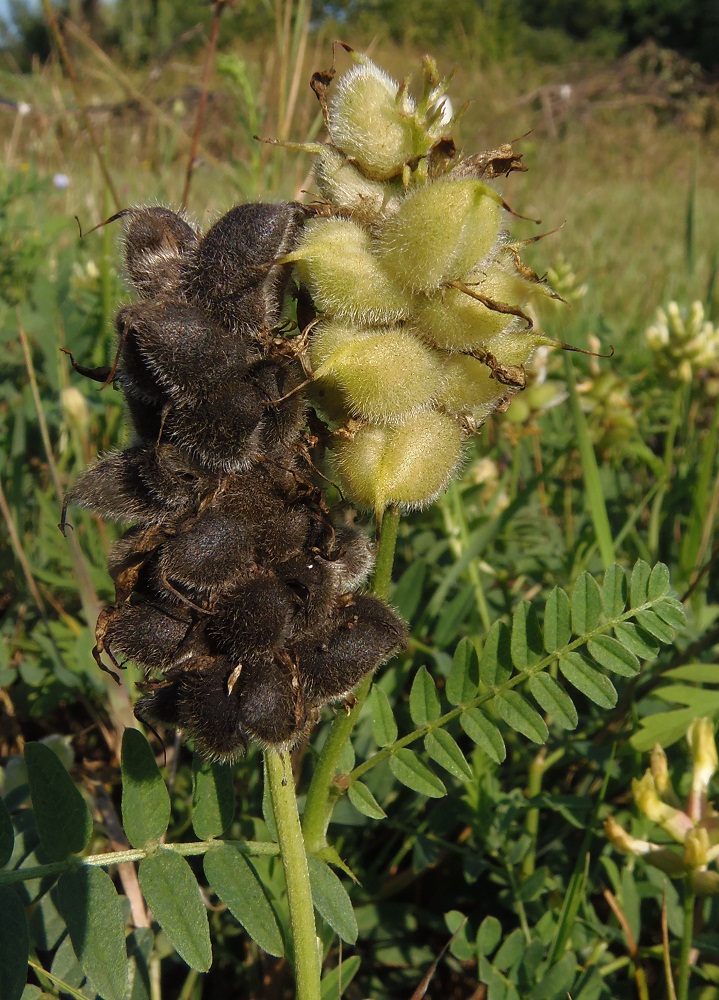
[613,621,660,660]
[460,709,506,763]
[24,742,92,861]
[409,666,441,726]
[369,685,397,747]
[122,729,170,849]
[0,886,28,1000]
[559,653,617,708]
[0,795,14,868]
[347,781,387,820]
[191,757,235,840]
[653,598,686,630]
[424,730,473,780]
[204,846,283,957]
[634,609,676,644]
[389,749,446,798]
[307,856,358,944]
[321,956,361,1000]
[543,587,571,653]
[587,635,640,677]
[494,692,548,744]
[139,851,212,971]
[479,621,512,686]
[446,638,478,705]
[630,559,651,607]
[56,867,127,1000]
[571,572,602,635]
[602,564,627,619]
[511,603,544,670]
[528,674,578,730]
[648,562,671,600]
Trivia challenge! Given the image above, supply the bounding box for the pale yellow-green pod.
[310,321,443,424]
[328,62,425,180]
[313,146,403,224]
[486,327,545,367]
[375,179,502,293]
[333,410,463,514]
[434,354,508,422]
[283,218,408,325]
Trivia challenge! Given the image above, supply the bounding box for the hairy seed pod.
[310,321,443,423]
[120,206,199,299]
[376,179,502,293]
[333,410,463,513]
[313,145,403,223]
[283,218,409,325]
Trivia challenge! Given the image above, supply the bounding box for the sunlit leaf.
[511,603,543,670]
[409,666,441,726]
[204,846,284,957]
[635,609,676,644]
[446,638,478,706]
[122,729,171,849]
[460,709,506,763]
[528,674,578,730]
[139,850,212,971]
[494,691,548,744]
[479,621,512,686]
[613,622,660,660]
[191,757,235,841]
[389,749,446,798]
[571,572,602,635]
[647,562,670,600]
[347,781,387,820]
[543,587,571,653]
[630,559,651,607]
[559,653,617,708]
[602,564,627,619]
[424,729,473,780]
[369,685,398,747]
[587,635,640,677]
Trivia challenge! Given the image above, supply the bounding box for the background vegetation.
[1,1,719,997]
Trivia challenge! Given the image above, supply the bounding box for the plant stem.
[266,748,321,1000]
[677,877,696,1000]
[302,506,400,853]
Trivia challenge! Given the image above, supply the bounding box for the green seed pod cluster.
[284,48,559,515]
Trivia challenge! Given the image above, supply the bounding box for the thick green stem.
[677,877,696,1000]
[266,749,321,1000]
[302,506,400,853]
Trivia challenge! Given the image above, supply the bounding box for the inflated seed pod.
[119,206,199,299]
[411,261,532,351]
[328,60,425,180]
[283,218,408,325]
[375,179,502,293]
[434,354,509,422]
[309,321,443,423]
[333,410,463,513]
[313,146,403,224]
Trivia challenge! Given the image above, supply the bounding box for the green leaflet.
[511,603,543,670]
[0,886,29,1000]
[191,757,235,841]
[571,572,602,635]
[24,742,92,861]
[0,795,14,868]
[630,558,651,607]
[389,749,446,797]
[121,729,171,849]
[446,637,479,705]
[543,587,571,654]
[460,709,506,763]
[307,856,358,944]
[559,653,618,709]
[347,780,387,820]
[320,956,362,999]
[369,685,398,747]
[56,867,128,1000]
[586,635,640,677]
[138,850,212,972]
[204,845,284,957]
[602,563,628,619]
[479,620,512,686]
[424,729,473,780]
[494,691,548,744]
[528,673,578,730]
[409,665,441,725]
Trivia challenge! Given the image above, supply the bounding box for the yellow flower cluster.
[284,48,557,516]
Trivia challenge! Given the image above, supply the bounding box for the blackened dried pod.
[136,652,307,759]
[320,523,374,592]
[183,202,308,335]
[94,598,202,674]
[115,301,261,404]
[119,206,199,299]
[245,356,307,454]
[207,575,297,659]
[63,443,215,529]
[153,513,254,600]
[276,554,339,634]
[297,594,407,705]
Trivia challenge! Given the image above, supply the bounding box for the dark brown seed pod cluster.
[63,203,407,760]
